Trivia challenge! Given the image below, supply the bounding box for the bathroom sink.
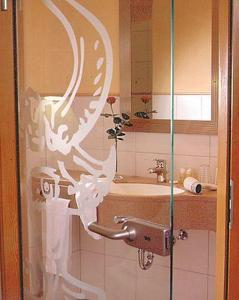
[110,182,184,196]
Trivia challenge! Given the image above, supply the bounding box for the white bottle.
[183,177,202,194]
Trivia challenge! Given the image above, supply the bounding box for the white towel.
[45,198,70,275]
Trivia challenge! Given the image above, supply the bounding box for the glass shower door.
[16,1,174,299]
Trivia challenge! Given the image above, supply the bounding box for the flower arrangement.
[134,95,157,119]
[101,96,132,179]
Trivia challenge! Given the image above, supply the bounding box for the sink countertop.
[108,176,216,202]
[99,176,217,232]
[31,172,217,202]
[31,172,217,231]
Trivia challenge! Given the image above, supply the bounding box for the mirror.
[120,0,218,134]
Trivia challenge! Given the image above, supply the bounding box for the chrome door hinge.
[229,179,234,230]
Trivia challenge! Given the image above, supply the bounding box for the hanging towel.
[45,198,70,275]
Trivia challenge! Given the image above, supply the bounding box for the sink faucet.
[148,159,167,183]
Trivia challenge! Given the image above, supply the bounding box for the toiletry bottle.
[185,168,193,178]
[183,177,202,194]
[178,168,186,184]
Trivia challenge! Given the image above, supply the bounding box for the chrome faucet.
[148,159,167,183]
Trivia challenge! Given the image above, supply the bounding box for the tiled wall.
[69,218,216,300]
[153,94,211,120]
[66,96,218,184]
[45,96,217,299]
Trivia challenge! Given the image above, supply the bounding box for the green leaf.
[122,113,130,120]
[113,117,122,124]
[134,111,150,119]
[115,127,121,133]
[106,128,115,135]
[101,113,112,118]
[117,137,124,141]
[117,132,125,136]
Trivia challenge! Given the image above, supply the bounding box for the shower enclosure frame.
[0,0,236,299]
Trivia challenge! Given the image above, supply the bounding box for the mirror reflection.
[129,0,213,121]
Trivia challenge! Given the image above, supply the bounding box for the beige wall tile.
[105,256,136,300]
[207,276,216,300]
[209,157,218,184]
[136,265,170,300]
[80,222,105,254]
[173,269,208,300]
[210,136,218,157]
[71,215,80,252]
[208,231,216,276]
[173,230,209,274]
[105,239,137,261]
[135,132,171,154]
[81,250,105,300]
[117,151,136,176]
[174,134,210,156]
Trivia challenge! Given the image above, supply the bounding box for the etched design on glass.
[25,0,116,299]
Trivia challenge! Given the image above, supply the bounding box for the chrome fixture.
[138,249,154,270]
[87,221,136,241]
[88,216,172,256]
[148,159,167,183]
[177,229,189,240]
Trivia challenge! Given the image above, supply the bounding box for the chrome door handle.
[88,222,136,241]
[1,0,8,11]
[88,216,172,256]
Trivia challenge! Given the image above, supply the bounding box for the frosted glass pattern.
[23,0,115,299]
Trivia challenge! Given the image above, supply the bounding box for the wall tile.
[105,239,137,261]
[209,157,218,184]
[207,276,215,300]
[135,152,210,180]
[80,222,105,254]
[135,132,171,154]
[117,151,136,176]
[153,254,170,267]
[71,215,80,252]
[68,250,81,279]
[174,155,210,179]
[80,116,104,150]
[174,134,210,157]
[152,95,172,119]
[173,269,208,300]
[173,230,209,274]
[118,132,136,152]
[176,95,202,120]
[208,231,216,276]
[201,95,212,121]
[210,136,218,157]
[105,256,137,300]
[81,251,105,300]
[136,265,170,300]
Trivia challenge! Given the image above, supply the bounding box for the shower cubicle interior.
[16,1,217,299]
